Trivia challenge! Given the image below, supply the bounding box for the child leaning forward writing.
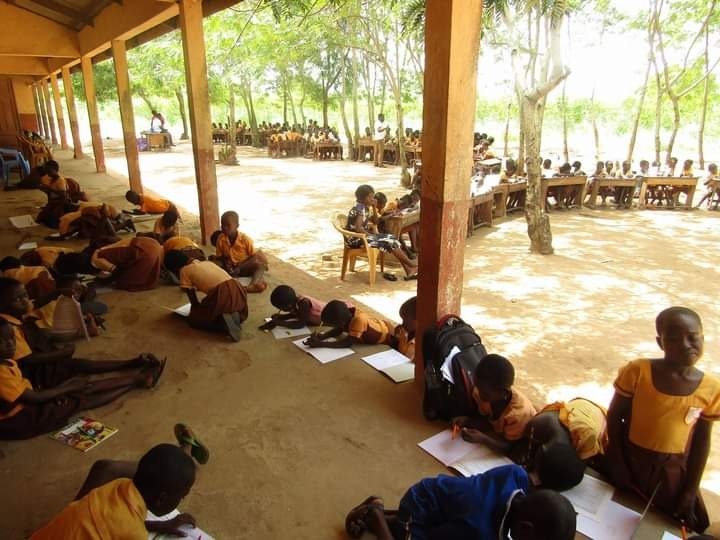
[305,300,394,349]
[606,307,720,533]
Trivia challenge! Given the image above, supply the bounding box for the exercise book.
[362,349,414,383]
[292,337,354,364]
[9,215,38,228]
[147,509,214,540]
[418,429,512,475]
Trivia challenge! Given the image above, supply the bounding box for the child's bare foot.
[345,496,384,538]
[245,281,267,293]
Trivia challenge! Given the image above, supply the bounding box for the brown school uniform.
[179,260,248,329]
[473,388,537,441]
[347,309,394,345]
[2,266,55,301]
[92,237,163,292]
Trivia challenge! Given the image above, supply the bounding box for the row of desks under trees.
[354,137,422,167]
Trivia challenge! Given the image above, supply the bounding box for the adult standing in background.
[373,113,390,168]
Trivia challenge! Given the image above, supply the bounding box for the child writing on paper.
[305,300,394,349]
[125,190,176,215]
[606,307,720,533]
[260,285,335,330]
[344,464,576,540]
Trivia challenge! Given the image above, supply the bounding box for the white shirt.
[150,117,162,132]
[373,120,389,141]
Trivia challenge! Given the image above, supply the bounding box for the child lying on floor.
[125,190,176,215]
[260,285,352,330]
[305,300,394,349]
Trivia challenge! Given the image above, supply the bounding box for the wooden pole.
[80,56,106,173]
[50,73,69,150]
[61,66,84,159]
[37,83,51,141]
[41,79,58,145]
[31,85,43,136]
[416,0,483,384]
[179,0,220,244]
[112,39,143,193]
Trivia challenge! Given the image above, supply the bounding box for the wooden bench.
[586,178,637,209]
[211,129,227,144]
[505,181,527,213]
[356,137,374,162]
[313,142,343,160]
[638,177,698,209]
[467,191,495,235]
[142,132,171,151]
[541,176,587,210]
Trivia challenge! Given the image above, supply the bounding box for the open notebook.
[418,429,512,476]
[146,509,214,540]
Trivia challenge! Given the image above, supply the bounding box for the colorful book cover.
[51,416,117,452]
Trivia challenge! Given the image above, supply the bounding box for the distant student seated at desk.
[213,210,268,293]
[165,251,247,342]
[31,444,196,539]
[305,300,394,349]
[389,296,416,361]
[91,236,164,292]
[125,190,176,215]
[695,164,719,209]
[344,464,576,540]
[260,285,340,330]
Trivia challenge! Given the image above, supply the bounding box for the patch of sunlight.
[701,470,720,496]
[468,274,562,296]
[542,381,614,407]
[350,290,415,324]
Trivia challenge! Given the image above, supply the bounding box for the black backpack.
[422,315,487,421]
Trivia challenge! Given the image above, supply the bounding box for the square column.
[80,56,106,173]
[61,66,84,159]
[112,39,143,193]
[50,73,69,149]
[41,79,58,145]
[179,0,220,244]
[31,85,43,136]
[416,0,483,383]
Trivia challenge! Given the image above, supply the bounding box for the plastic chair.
[331,212,384,286]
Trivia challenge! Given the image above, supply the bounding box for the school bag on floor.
[422,315,487,421]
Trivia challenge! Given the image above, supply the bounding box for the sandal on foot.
[403,273,418,281]
[174,423,210,464]
[345,496,384,538]
[147,357,166,388]
[383,272,398,282]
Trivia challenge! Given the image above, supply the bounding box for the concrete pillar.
[37,83,51,140]
[416,0,483,383]
[80,56,106,173]
[50,73,69,150]
[62,66,84,159]
[31,85,43,137]
[41,79,58,145]
[179,0,220,245]
[112,39,142,193]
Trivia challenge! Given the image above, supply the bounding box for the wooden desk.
[586,178,637,209]
[212,129,227,144]
[505,181,527,213]
[405,144,422,167]
[356,137,374,162]
[467,191,495,235]
[492,185,508,218]
[638,176,698,209]
[142,132,171,151]
[541,176,587,210]
[313,142,343,160]
[380,210,420,239]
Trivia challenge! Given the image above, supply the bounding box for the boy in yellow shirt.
[213,210,268,293]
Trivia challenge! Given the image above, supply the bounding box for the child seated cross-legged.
[606,306,720,533]
[213,211,268,293]
[305,300,394,349]
[31,443,198,539]
[344,464,576,540]
[165,251,247,342]
[453,354,537,446]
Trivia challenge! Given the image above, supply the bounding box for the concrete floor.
[1,144,719,539]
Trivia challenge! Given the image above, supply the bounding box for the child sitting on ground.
[125,190,176,215]
[31,444,195,538]
[453,354,537,444]
[213,210,268,293]
[152,208,181,243]
[260,285,336,330]
[344,464,576,540]
[305,300,394,349]
[606,306,719,533]
[0,315,163,440]
[389,296,416,361]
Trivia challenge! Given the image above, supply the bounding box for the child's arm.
[182,288,200,306]
[460,427,513,454]
[305,327,356,348]
[676,418,713,525]
[606,392,634,490]
[18,377,91,404]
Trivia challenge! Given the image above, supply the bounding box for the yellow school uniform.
[31,478,148,540]
[473,388,537,441]
[394,325,415,361]
[347,309,394,345]
[0,359,31,419]
[35,247,74,269]
[3,266,51,285]
[91,238,133,272]
[153,216,180,238]
[139,194,172,214]
[541,398,608,459]
[614,359,720,453]
[216,232,255,265]
[179,260,232,295]
[163,236,200,255]
[0,314,32,361]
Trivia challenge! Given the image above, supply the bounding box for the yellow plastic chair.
[331,213,385,285]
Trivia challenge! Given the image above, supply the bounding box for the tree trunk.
[516,97,526,176]
[137,87,155,115]
[282,77,288,125]
[503,102,511,158]
[698,24,709,169]
[298,79,306,126]
[379,73,387,115]
[351,53,361,158]
[175,87,189,140]
[322,88,329,128]
[664,96,680,163]
[287,78,298,126]
[241,86,260,147]
[522,96,553,255]
[590,87,600,161]
[339,92,353,158]
[561,82,569,163]
[626,58,651,162]
[224,88,238,165]
[653,67,662,164]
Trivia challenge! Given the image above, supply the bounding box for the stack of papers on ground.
[9,215,38,228]
[563,475,614,520]
[576,500,642,539]
[18,241,38,250]
[418,429,512,476]
[362,348,414,383]
[146,509,214,540]
[271,326,311,339]
[292,337,354,364]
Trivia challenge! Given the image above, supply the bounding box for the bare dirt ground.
[1,140,719,539]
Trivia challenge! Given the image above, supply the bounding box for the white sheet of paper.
[236,277,251,287]
[417,429,475,467]
[271,326,311,339]
[18,241,38,250]
[381,362,415,383]
[9,215,38,228]
[130,214,156,222]
[661,533,681,540]
[563,474,614,520]
[362,348,411,370]
[576,500,641,540]
[449,444,513,477]
[441,346,460,383]
[292,338,354,364]
[146,509,214,540]
[167,303,191,317]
